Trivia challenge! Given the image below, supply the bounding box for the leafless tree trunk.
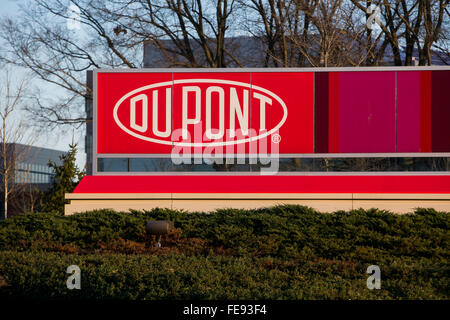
[433,6,450,64]
[0,0,137,128]
[420,0,447,65]
[244,0,376,67]
[351,0,449,66]
[0,66,37,219]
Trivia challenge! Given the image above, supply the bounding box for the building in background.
[142,37,450,68]
[11,143,65,188]
[1,143,65,217]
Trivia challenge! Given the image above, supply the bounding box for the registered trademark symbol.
[272,134,281,144]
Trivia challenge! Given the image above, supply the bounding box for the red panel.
[328,72,340,153]
[314,72,329,153]
[98,71,314,155]
[339,72,396,153]
[396,71,421,152]
[420,71,432,152]
[431,70,450,152]
[172,73,251,155]
[75,175,450,194]
[97,72,173,154]
[251,72,314,154]
[96,70,450,156]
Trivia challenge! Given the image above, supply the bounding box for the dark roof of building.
[7,143,65,166]
[143,36,449,67]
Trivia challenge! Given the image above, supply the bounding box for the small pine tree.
[41,144,85,214]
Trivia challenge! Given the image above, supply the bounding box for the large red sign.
[96,71,314,154]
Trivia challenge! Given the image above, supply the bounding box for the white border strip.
[95,153,450,158]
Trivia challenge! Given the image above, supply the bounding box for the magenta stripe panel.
[396,71,421,152]
[431,70,450,152]
[339,72,396,153]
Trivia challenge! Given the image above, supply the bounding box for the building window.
[95,157,450,173]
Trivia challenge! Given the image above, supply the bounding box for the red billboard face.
[96,71,314,154]
[97,72,174,154]
[251,72,314,154]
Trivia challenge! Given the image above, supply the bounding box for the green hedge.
[0,250,447,299]
[0,206,448,261]
[0,205,448,299]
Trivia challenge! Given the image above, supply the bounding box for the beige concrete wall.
[64,193,450,215]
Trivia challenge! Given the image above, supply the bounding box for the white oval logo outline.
[112,79,288,147]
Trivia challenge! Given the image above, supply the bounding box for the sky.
[1,0,87,170]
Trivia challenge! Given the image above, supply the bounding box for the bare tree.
[419,0,448,64]
[242,0,371,67]
[433,4,450,64]
[0,0,141,128]
[101,0,244,67]
[434,14,450,64]
[0,66,38,219]
[351,0,449,66]
[10,183,40,215]
[241,0,299,67]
